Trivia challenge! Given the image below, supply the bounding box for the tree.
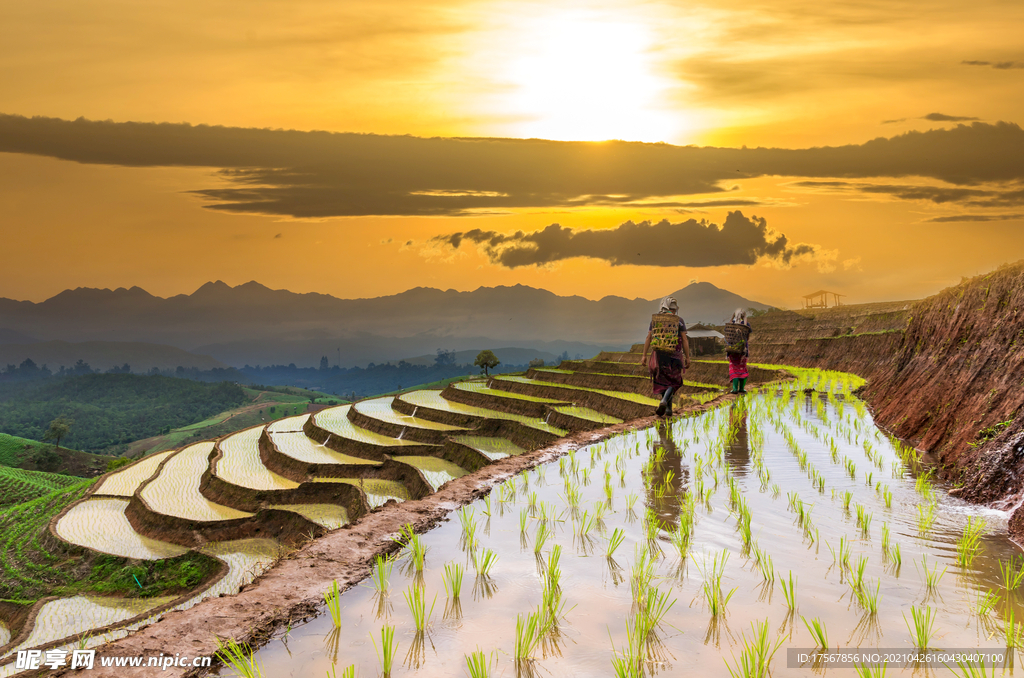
[435,348,457,367]
[43,416,73,449]
[528,358,545,368]
[474,350,500,377]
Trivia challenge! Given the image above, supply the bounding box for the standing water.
[234,374,1021,677]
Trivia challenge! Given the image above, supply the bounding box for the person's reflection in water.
[725,401,750,477]
[644,422,690,530]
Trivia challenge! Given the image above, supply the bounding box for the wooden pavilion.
[802,290,845,309]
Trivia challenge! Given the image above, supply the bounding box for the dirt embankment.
[749,301,912,379]
[860,264,1024,509]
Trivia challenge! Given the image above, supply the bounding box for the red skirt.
[649,350,684,396]
[728,354,749,380]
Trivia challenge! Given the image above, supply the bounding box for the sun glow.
[500,12,683,143]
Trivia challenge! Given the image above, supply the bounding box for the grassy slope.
[0,432,114,477]
[0,484,219,603]
[0,466,83,509]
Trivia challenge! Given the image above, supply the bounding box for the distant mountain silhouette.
[0,282,767,367]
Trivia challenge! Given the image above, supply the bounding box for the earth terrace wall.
[256,430,434,500]
[859,263,1024,509]
[201,438,369,519]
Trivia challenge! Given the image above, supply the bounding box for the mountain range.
[0,281,767,368]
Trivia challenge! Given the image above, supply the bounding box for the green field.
[0,432,51,467]
[0,466,83,508]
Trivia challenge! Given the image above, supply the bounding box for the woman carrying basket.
[726,309,752,394]
[640,296,690,417]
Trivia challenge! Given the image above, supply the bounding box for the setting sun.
[499,11,683,142]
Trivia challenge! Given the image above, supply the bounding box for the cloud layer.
[432,211,827,269]
[1,114,1023,218]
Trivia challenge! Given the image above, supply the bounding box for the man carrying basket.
[640,296,690,417]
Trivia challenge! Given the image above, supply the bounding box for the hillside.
[0,465,83,508]
[0,432,113,477]
[0,374,247,453]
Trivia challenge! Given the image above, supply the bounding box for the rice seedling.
[975,589,1000,616]
[1005,608,1023,649]
[889,542,902,568]
[404,585,437,632]
[519,508,529,534]
[371,554,395,593]
[999,556,1024,591]
[371,624,398,676]
[528,491,538,509]
[882,486,893,509]
[838,536,852,569]
[534,521,550,554]
[473,548,498,577]
[771,483,781,498]
[324,579,343,628]
[850,556,867,591]
[215,638,264,678]
[545,544,563,590]
[724,619,787,678]
[917,502,936,534]
[780,570,797,610]
[880,523,890,554]
[842,491,853,511]
[606,527,625,559]
[955,517,986,568]
[442,561,464,599]
[802,616,829,649]
[852,579,881,615]
[514,610,544,662]
[920,555,947,589]
[698,551,737,617]
[904,605,936,650]
[947,658,995,678]
[625,493,639,512]
[854,662,888,677]
[464,648,493,678]
[459,508,478,549]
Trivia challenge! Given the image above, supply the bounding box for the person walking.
[640,296,690,417]
[726,308,751,394]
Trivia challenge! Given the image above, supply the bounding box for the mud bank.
[51,395,739,678]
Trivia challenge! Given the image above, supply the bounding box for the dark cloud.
[882,118,907,124]
[274,233,282,238]
[923,113,980,122]
[925,213,1024,222]
[793,180,1024,207]
[432,211,824,269]
[1,114,1023,217]
[962,60,1024,69]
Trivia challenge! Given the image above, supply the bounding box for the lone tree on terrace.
[43,416,73,449]
[474,350,500,377]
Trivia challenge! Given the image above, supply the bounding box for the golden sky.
[1,0,1023,308]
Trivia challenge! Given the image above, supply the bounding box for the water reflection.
[644,422,689,529]
[724,401,750,476]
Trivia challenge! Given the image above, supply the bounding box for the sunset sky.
[2,0,1023,309]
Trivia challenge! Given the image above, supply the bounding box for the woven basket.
[650,313,680,352]
[724,322,750,355]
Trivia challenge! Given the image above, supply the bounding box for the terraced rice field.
[452,435,528,460]
[1,349,732,670]
[270,430,384,466]
[355,397,467,431]
[216,427,298,491]
[313,406,425,449]
[139,443,252,522]
[268,504,349,529]
[399,390,566,435]
[55,497,188,560]
[394,456,468,492]
[93,450,175,497]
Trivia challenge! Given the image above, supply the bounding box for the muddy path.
[55,394,737,678]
